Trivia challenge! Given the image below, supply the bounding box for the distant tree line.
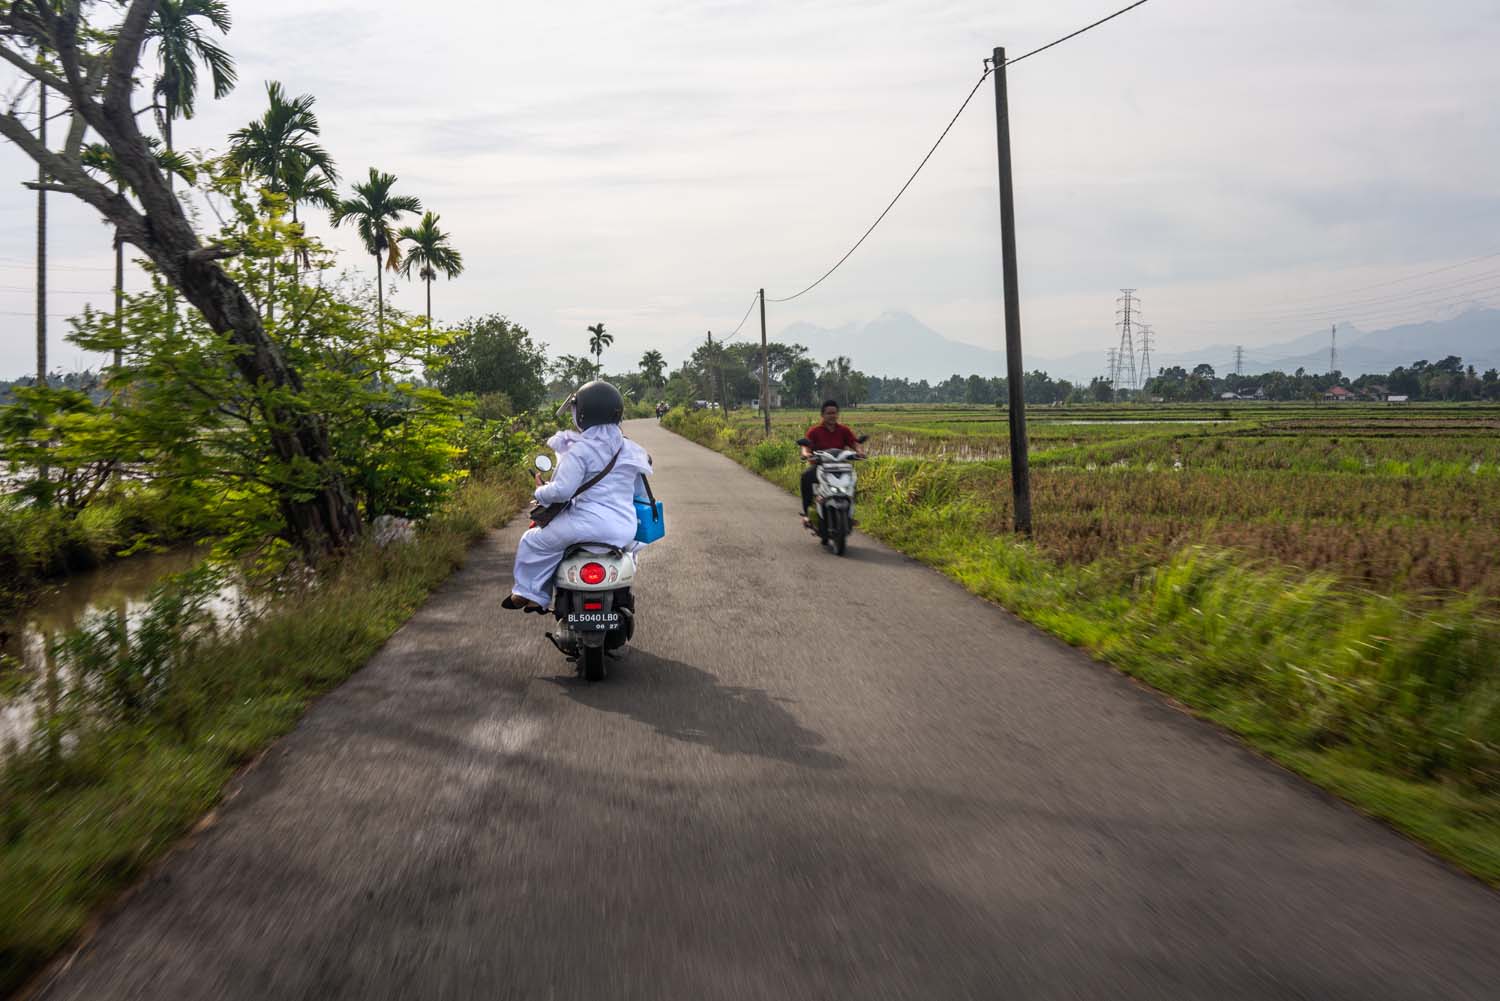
[1146,355,1500,402]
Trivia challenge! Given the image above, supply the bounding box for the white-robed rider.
[504,381,653,612]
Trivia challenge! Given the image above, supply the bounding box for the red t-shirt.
[806,422,858,451]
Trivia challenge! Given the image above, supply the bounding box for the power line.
[1250,266,1500,323]
[1002,0,1153,68]
[720,292,762,344]
[1269,250,1500,305]
[766,0,1153,305]
[766,68,993,304]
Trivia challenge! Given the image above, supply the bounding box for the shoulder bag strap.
[565,447,621,503]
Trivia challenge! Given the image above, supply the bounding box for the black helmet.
[570,380,624,429]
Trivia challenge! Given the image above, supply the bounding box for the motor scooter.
[531,454,637,681]
[796,435,868,556]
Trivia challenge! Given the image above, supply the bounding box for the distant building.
[1386,394,1410,404]
[1324,386,1354,401]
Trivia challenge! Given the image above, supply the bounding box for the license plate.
[566,610,622,630]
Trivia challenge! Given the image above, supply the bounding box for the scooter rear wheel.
[582,646,606,682]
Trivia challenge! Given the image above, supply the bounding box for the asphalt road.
[34,419,1500,1000]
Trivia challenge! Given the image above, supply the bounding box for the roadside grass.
[664,406,1500,884]
[0,471,532,995]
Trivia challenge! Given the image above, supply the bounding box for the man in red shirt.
[799,399,865,526]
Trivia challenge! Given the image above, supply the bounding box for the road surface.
[34,419,1500,1000]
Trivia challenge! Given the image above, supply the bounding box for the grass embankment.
[665,406,1500,884]
[0,489,202,617]
[0,471,533,995]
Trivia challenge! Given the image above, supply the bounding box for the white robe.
[510,424,653,606]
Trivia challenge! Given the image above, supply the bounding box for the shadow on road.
[551,650,846,770]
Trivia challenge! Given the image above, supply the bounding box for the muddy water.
[0,550,250,754]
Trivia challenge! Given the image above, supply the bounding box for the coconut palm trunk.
[376,251,384,334]
[113,230,124,368]
[425,273,432,329]
[36,81,46,386]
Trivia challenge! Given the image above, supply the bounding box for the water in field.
[1042,419,1232,425]
[0,549,251,756]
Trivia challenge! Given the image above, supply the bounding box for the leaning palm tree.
[587,322,612,377]
[397,212,464,329]
[330,169,422,334]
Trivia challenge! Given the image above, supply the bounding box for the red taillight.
[584,600,603,611]
[579,562,607,585]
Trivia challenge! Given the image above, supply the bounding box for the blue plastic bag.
[634,498,665,544]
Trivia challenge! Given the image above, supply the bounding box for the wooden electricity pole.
[992,46,1031,535]
[758,289,770,436]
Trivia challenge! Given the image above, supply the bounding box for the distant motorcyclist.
[799,399,865,527]
[504,381,652,612]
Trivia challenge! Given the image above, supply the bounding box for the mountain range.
[777,307,1500,384]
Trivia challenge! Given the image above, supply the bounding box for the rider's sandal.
[501,594,528,610]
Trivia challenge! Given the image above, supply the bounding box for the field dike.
[0,472,534,996]
[664,407,1500,885]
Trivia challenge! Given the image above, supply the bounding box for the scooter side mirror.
[534,454,553,473]
[856,434,869,443]
[796,437,813,448]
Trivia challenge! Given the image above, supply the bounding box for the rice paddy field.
[787,402,1500,599]
[664,401,1500,881]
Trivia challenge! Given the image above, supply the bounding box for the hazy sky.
[2,0,1498,377]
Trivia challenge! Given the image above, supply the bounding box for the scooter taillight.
[580,562,607,585]
[583,600,603,611]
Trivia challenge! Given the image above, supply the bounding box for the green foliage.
[65,175,467,541]
[425,314,548,411]
[747,438,797,473]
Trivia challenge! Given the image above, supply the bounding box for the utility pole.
[705,330,717,410]
[1115,289,1140,397]
[36,80,47,386]
[992,46,1031,535]
[1137,323,1154,395]
[759,288,770,436]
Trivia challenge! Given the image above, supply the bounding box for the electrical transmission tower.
[1106,348,1119,396]
[1329,323,1338,375]
[1114,289,1140,395]
[1137,323,1154,392]
[1234,345,1244,377]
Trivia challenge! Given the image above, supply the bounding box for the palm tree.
[639,349,666,391]
[147,1,235,336]
[228,83,337,311]
[330,169,422,334]
[148,1,237,161]
[279,151,340,277]
[227,83,336,196]
[397,212,464,329]
[587,322,612,376]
